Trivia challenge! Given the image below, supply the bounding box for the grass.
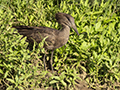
[0,0,120,89]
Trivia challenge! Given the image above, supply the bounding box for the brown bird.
[12,13,79,73]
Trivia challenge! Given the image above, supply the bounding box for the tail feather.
[12,26,33,35]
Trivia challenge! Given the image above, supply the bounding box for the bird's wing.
[12,26,59,50]
[12,26,59,36]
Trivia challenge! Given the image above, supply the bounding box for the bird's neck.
[60,25,70,37]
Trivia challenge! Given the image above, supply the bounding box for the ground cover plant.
[0,0,120,90]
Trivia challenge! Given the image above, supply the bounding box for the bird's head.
[55,13,79,36]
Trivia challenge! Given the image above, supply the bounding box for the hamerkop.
[12,13,79,73]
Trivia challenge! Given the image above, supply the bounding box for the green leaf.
[6,86,13,90]
[60,80,67,86]
[18,86,24,90]
[4,71,9,78]
[95,21,101,30]
[6,78,15,84]
[0,69,3,74]
[51,76,60,81]
[49,80,59,84]
[15,75,19,82]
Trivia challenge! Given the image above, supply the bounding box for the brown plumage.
[12,13,79,73]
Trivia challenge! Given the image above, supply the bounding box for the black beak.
[71,24,79,36]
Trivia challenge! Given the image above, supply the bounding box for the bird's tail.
[12,26,33,35]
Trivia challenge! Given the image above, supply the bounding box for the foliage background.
[0,0,120,90]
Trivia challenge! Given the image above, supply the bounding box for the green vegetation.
[0,0,120,89]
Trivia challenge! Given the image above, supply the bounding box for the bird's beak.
[72,24,79,36]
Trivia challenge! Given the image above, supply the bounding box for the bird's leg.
[43,53,46,70]
[50,50,54,73]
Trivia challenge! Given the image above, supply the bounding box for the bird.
[12,12,79,73]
